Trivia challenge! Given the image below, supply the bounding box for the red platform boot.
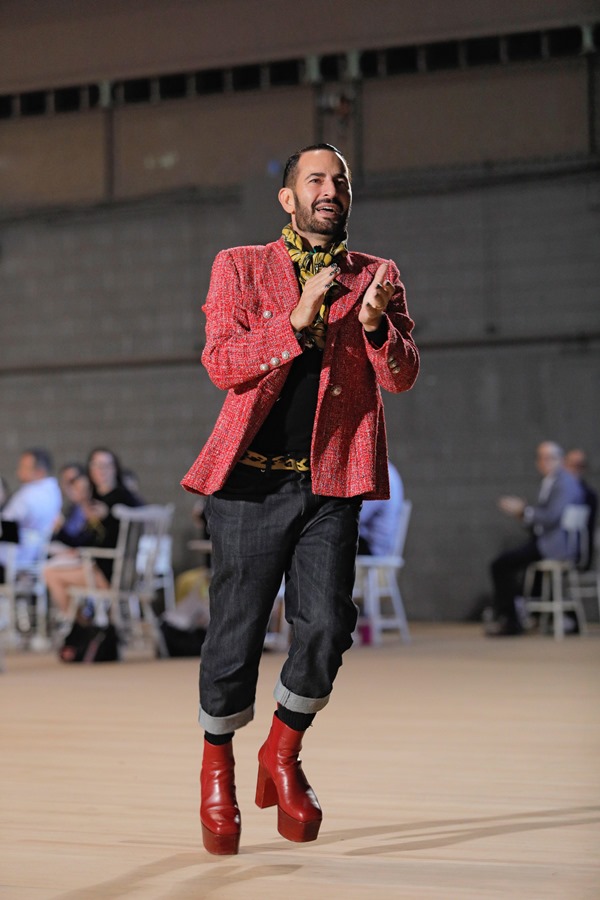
[200,739,241,855]
[255,712,322,842]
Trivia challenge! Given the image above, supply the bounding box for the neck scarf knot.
[282,223,348,350]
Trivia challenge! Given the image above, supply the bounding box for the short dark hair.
[23,447,53,474]
[282,143,350,188]
[59,462,86,479]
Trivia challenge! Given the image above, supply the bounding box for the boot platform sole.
[201,821,240,855]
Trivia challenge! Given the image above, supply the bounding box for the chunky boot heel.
[255,763,278,808]
[200,739,241,855]
[256,712,322,843]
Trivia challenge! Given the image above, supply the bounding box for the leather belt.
[239,450,310,473]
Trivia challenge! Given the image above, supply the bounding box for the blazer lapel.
[266,240,300,310]
[328,252,376,322]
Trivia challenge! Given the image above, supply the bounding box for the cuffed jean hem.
[274,677,331,714]
[199,703,254,734]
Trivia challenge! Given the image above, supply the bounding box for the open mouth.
[315,203,342,217]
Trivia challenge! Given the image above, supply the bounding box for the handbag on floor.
[58,601,120,663]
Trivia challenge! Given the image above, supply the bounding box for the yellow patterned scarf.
[282,223,348,349]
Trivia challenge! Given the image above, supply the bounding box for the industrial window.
[386,46,419,75]
[507,31,543,61]
[195,69,225,94]
[360,50,380,78]
[465,36,501,66]
[159,74,188,100]
[269,59,302,86]
[320,55,342,82]
[426,41,460,71]
[123,78,152,104]
[547,26,582,56]
[20,90,46,116]
[0,95,13,118]
[54,86,81,112]
[232,64,262,91]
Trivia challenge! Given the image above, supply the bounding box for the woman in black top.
[43,447,141,615]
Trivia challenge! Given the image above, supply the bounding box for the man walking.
[182,143,419,854]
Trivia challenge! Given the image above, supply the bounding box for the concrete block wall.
[388,343,599,619]
[0,168,598,619]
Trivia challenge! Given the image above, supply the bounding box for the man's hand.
[289,264,340,332]
[498,495,526,518]
[359,262,394,332]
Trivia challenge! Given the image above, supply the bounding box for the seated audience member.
[43,447,141,616]
[564,448,598,567]
[358,462,404,555]
[487,441,585,637]
[52,463,97,547]
[0,448,62,581]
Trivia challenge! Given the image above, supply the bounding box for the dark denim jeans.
[199,470,361,733]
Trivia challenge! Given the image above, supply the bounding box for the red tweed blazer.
[181,237,419,499]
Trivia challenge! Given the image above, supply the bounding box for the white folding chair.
[523,504,590,639]
[67,504,174,657]
[137,533,176,612]
[0,545,18,666]
[0,544,18,643]
[353,499,412,645]
[0,541,50,650]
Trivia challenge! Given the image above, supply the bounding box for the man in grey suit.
[487,441,585,636]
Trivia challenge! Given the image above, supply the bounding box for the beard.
[292,193,350,241]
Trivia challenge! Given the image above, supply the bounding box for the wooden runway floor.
[1,624,599,899]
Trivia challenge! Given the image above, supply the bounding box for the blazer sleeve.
[201,250,303,391]
[362,261,419,394]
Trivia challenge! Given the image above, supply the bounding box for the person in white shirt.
[0,448,62,578]
[358,462,404,556]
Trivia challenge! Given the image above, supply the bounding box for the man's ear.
[278,187,295,215]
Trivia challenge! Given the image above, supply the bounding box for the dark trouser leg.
[490,539,541,624]
[198,487,296,733]
[199,476,361,732]
[275,487,361,710]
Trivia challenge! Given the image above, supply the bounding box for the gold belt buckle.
[241,450,268,469]
[270,455,310,473]
[240,451,309,473]
[288,457,309,473]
